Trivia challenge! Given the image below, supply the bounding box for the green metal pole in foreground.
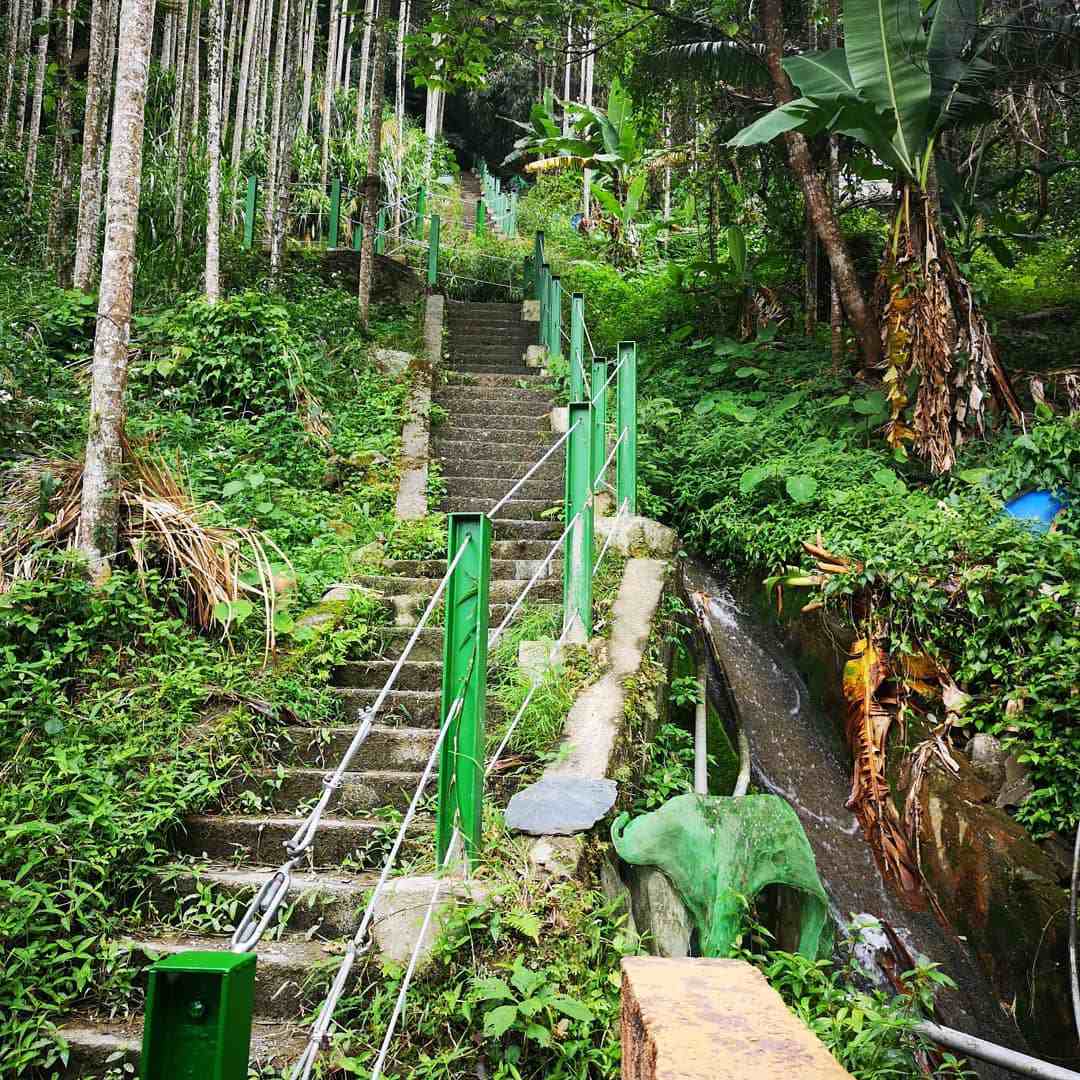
[549,276,563,360]
[569,293,585,400]
[616,341,637,516]
[509,192,518,237]
[539,263,550,350]
[436,513,492,864]
[590,358,608,492]
[374,208,386,255]
[328,178,341,248]
[242,176,257,249]
[141,950,255,1079]
[427,214,440,288]
[353,220,363,251]
[476,199,486,236]
[563,402,594,641]
[533,232,545,301]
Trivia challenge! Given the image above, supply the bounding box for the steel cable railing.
[229,536,473,954]
[485,420,581,521]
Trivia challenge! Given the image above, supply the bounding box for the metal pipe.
[915,1022,1080,1080]
[694,661,708,795]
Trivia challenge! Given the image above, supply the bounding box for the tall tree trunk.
[320,0,341,192]
[343,17,353,88]
[73,0,112,290]
[759,0,881,368]
[391,0,407,240]
[357,14,387,328]
[173,0,198,247]
[582,29,594,216]
[229,0,259,223]
[12,0,33,150]
[188,11,201,134]
[562,18,572,136]
[300,0,316,135]
[78,0,157,580]
[256,0,273,133]
[94,0,121,219]
[222,0,240,133]
[161,8,174,68]
[828,0,843,371]
[245,0,264,140]
[271,1,302,272]
[47,0,75,279]
[335,3,348,89]
[264,0,289,235]
[171,0,191,152]
[2,0,23,138]
[206,0,223,300]
[23,0,53,208]
[355,0,375,135]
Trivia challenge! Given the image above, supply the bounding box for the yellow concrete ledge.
[621,957,853,1080]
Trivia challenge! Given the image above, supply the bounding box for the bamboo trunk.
[320,0,341,193]
[2,0,24,136]
[358,15,387,327]
[12,0,32,150]
[229,0,260,224]
[206,0,223,300]
[23,0,53,208]
[47,0,76,279]
[299,0,316,135]
[354,0,375,135]
[264,0,290,236]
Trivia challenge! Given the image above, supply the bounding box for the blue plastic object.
[570,212,584,230]
[1003,490,1066,534]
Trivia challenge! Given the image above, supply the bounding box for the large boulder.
[907,754,1075,1058]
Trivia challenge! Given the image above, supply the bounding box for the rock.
[626,866,692,958]
[373,348,415,376]
[271,571,297,595]
[550,405,569,433]
[505,776,618,836]
[594,514,676,558]
[910,753,1075,1057]
[967,732,1005,792]
[350,540,384,570]
[518,639,564,683]
[371,875,485,968]
[525,344,547,368]
[522,300,541,322]
[996,752,1034,810]
[295,610,336,631]
[527,836,584,880]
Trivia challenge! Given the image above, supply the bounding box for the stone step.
[437,426,552,446]
[282,724,437,770]
[431,397,551,417]
[435,383,553,402]
[336,658,444,690]
[351,574,562,605]
[440,456,563,480]
[380,555,561,580]
[492,538,561,560]
[489,517,564,541]
[58,1018,305,1075]
[434,438,555,463]
[448,324,534,338]
[446,302,522,315]
[444,364,532,376]
[117,934,344,1019]
[441,476,562,502]
[435,412,551,432]
[442,371,548,387]
[446,313,526,326]
[440,496,556,520]
[367,624,444,658]
[150,864,379,937]
[246,768,422,813]
[176,813,408,866]
[449,340,533,354]
[334,687,443,727]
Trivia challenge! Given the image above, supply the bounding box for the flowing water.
[683,558,1027,1079]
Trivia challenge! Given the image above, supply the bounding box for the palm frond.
[646,39,771,93]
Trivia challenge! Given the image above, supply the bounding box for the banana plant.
[729,0,1021,474]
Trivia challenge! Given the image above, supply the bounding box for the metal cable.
[594,497,630,577]
[486,420,580,520]
[230,537,473,953]
[593,427,627,493]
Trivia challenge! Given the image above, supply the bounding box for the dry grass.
[0,443,288,658]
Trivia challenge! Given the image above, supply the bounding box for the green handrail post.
[374,207,386,255]
[427,213,440,288]
[564,401,594,641]
[616,341,637,515]
[141,950,255,1080]
[569,293,585,400]
[242,175,257,249]
[476,198,486,236]
[549,276,563,360]
[353,220,362,251]
[328,178,341,248]
[415,187,426,236]
[539,263,551,350]
[509,191,518,237]
[590,358,608,492]
[436,513,492,864]
[533,232,545,301]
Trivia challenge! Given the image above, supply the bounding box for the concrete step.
[448,325,534,339]
[441,457,563,480]
[440,496,556,520]
[336,657,444,690]
[246,768,422,813]
[58,1017,305,1074]
[445,364,533,376]
[176,813,408,866]
[380,555,561,580]
[282,724,437,770]
[492,538,560,560]
[435,383,553,401]
[150,864,379,937]
[350,575,562,605]
[431,397,551,417]
[118,934,343,1019]
[367,624,443,658]
[441,476,562,502]
[446,302,523,315]
[437,426,552,446]
[334,687,442,726]
[449,341,532,355]
[434,438,556,463]
[488,517,564,541]
[435,412,550,432]
[442,371,548,387]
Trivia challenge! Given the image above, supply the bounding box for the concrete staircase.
[59,301,558,1075]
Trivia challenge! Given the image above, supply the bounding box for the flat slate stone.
[505,777,618,836]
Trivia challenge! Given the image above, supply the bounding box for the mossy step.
[242,767,423,812]
[440,457,563,480]
[440,496,557,520]
[434,438,558,462]
[281,724,437,770]
[436,425,553,446]
[353,574,561,601]
[431,397,551,417]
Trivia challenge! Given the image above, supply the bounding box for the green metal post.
[533,232,545,301]
[242,176,257,249]
[328,178,341,248]
[141,950,255,1080]
[374,208,386,254]
[476,198,486,236]
[563,401,594,640]
[415,187,426,236]
[590,358,608,492]
[353,220,362,251]
[549,276,563,360]
[616,341,637,516]
[436,513,492,864]
[539,263,550,350]
[569,293,585,400]
[427,214,440,287]
[509,192,518,237]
